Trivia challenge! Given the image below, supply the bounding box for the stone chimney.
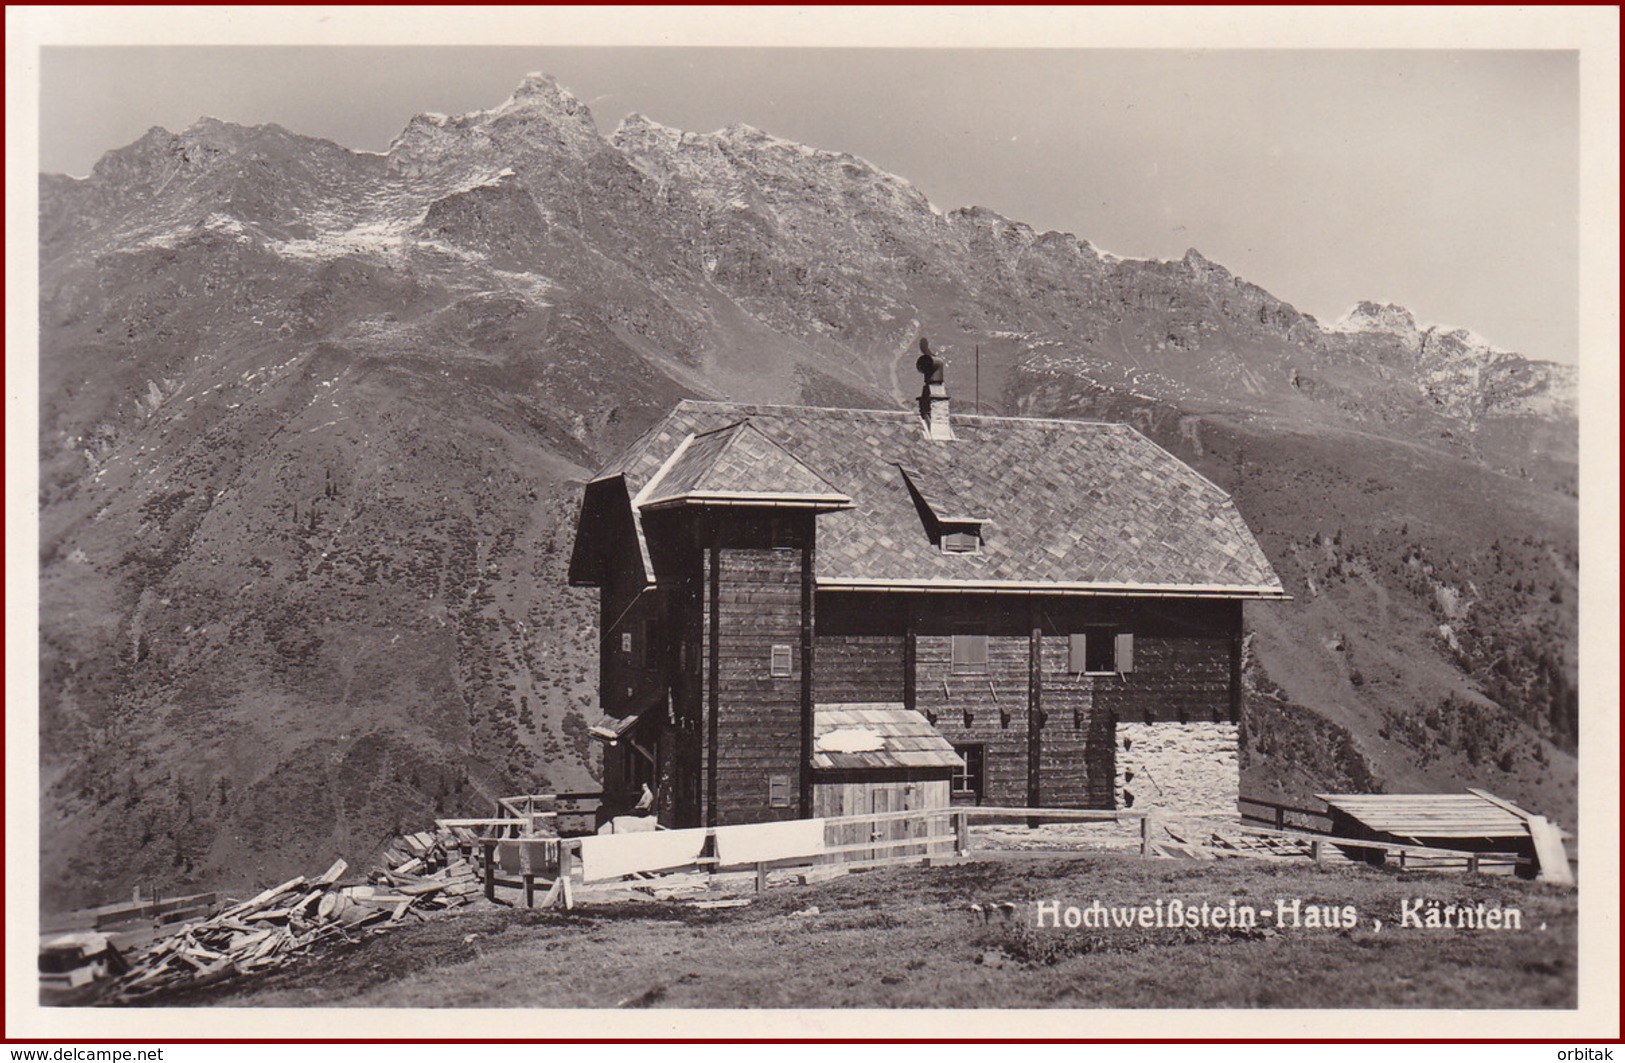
[916,338,954,441]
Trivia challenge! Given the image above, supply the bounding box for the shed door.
[871,788,892,861]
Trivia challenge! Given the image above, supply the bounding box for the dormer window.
[897,464,989,555]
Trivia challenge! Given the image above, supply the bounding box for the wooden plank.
[949,812,1131,828]
[1027,617,1042,821]
[1527,816,1575,885]
[818,807,956,827]
[1160,818,1520,863]
[1323,806,1515,816]
[1465,788,1540,820]
[223,876,307,917]
[819,834,959,858]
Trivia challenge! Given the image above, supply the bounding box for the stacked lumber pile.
[101,832,484,1004]
[368,829,483,909]
[104,858,354,1003]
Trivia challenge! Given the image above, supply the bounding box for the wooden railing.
[489,791,603,837]
[1237,795,1333,834]
[42,891,220,935]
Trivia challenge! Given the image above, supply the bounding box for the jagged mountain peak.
[384,74,611,183]
[610,111,687,151]
[1181,247,1236,283]
[512,69,563,95]
[395,71,596,131]
[1329,301,1509,360]
[494,70,594,121]
[1336,300,1419,334]
[182,114,274,136]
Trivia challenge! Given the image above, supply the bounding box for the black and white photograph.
[8,7,1617,1042]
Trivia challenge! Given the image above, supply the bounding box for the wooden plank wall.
[813,635,905,702]
[813,594,908,704]
[813,775,951,856]
[907,596,1240,809]
[709,544,807,825]
[1094,638,1235,726]
[1038,637,1117,807]
[594,521,661,808]
[915,633,1033,808]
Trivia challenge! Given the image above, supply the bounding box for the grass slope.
[156,854,1575,1010]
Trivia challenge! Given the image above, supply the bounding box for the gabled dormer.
[897,463,989,555]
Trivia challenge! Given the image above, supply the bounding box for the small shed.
[811,704,961,849]
[1316,790,1549,870]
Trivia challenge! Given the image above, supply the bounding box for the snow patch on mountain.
[272,220,414,260]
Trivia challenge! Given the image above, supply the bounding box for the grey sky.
[40,46,1579,364]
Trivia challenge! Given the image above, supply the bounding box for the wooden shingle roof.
[811,705,964,771]
[591,400,1286,597]
[1317,792,1537,840]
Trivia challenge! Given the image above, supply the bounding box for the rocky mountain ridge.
[37,73,1577,908]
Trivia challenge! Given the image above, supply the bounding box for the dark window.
[951,744,985,798]
[951,634,988,674]
[1070,631,1134,674]
[769,516,798,551]
[941,528,981,554]
[770,643,793,678]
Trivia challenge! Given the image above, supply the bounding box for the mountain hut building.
[568,347,1287,828]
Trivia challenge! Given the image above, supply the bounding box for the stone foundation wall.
[1114,721,1239,817]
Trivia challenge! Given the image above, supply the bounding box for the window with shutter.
[1115,632,1135,673]
[770,644,793,677]
[1072,629,1134,674]
[1068,633,1088,673]
[951,634,988,674]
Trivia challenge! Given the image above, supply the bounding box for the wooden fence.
[42,891,220,936]
[1237,795,1334,834]
[1145,813,1530,874]
[447,796,1547,911]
